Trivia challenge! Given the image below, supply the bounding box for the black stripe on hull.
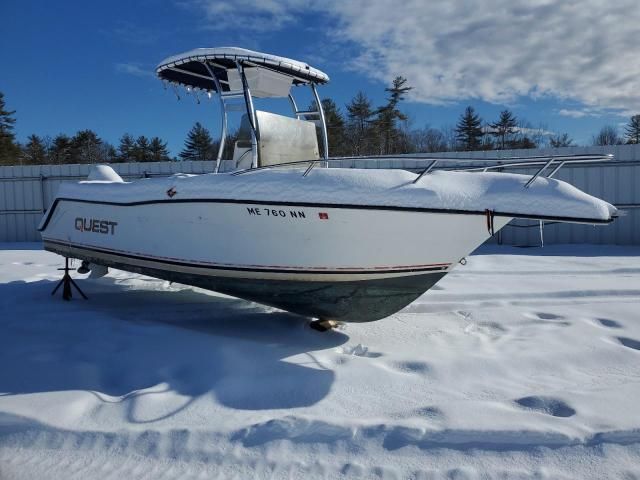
[38,196,614,232]
[44,243,446,323]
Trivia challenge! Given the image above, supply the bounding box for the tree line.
[2,89,640,166]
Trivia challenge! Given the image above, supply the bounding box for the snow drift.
[1,244,640,479]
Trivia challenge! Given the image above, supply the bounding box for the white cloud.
[187,0,640,114]
[557,107,613,118]
[484,125,555,136]
[181,0,313,31]
[115,63,154,78]
[558,109,590,119]
[515,126,555,137]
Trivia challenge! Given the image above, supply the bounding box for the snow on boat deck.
[57,168,617,221]
[1,243,640,479]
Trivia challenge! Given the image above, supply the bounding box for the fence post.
[39,174,46,213]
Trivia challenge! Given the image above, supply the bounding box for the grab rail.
[231,153,614,189]
[449,154,613,188]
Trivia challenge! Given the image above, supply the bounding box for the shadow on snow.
[0,275,348,419]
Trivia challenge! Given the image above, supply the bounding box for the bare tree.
[441,125,458,151]
[411,126,448,153]
[549,133,574,148]
[592,125,621,146]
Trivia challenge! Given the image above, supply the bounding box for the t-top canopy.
[156,47,330,93]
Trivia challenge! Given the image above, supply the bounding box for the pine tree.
[118,133,136,162]
[133,135,152,162]
[346,92,374,155]
[212,130,240,161]
[514,136,537,149]
[0,92,20,165]
[180,122,214,160]
[375,76,412,154]
[22,134,47,164]
[625,115,640,144]
[489,110,517,149]
[49,134,72,164]
[104,144,118,163]
[310,98,346,157]
[323,98,347,157]
[149,137,170,161]
[70,130,103,163]
[455,106,483,151]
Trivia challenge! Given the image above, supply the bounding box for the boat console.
[156,47,330,173]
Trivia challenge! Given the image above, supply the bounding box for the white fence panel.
[0,161,216,242]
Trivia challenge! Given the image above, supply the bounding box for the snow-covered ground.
[1,243,640,479]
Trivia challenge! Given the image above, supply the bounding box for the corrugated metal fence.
[1,145,639,244]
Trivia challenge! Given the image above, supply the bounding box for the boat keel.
[309,319,341,332]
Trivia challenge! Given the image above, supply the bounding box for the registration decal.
[246,207,307,219]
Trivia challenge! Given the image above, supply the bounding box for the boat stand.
[51,257,88,301]
[309,319,340,332]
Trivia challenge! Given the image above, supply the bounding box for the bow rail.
[231,153,614,189]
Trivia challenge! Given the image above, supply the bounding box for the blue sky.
[1,0,637,157]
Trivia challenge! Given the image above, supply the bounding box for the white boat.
[38,47,617,324]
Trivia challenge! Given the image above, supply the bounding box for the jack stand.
[51,257,88,301]
[309,319,339,332]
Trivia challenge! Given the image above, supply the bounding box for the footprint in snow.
[337,344,383,358]
[332,355,351,366]
[594,318,623,329]
[445,468,478,480]
[391,361,431,375]
[530,312,563,320]
[415,406,445,421]
[463,321,508,338]
[488,320,510,331]
[616,337,640,351]
[340,463,365,477]
[514,395,576,418]
[524,312,571,326]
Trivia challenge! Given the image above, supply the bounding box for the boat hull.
[40,199,509,322]
[43,239,445,322]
